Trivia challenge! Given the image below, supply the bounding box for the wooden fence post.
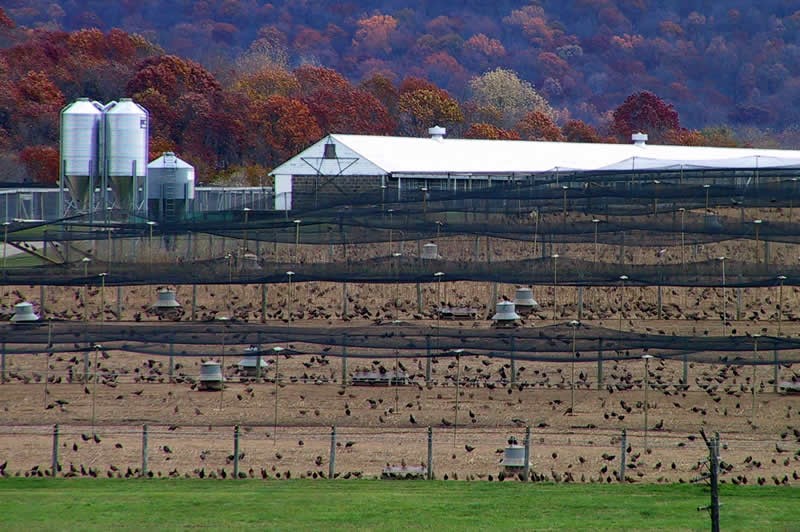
[618,429,627,482]
[233,425,240,479]
[51,424,59,477]
[141,424,148,477]
[427,427,434,480]
[523,426,531,482]
[329,426,336,479]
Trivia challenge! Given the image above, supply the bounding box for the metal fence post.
[510,336,516,386]
[427,427,433,480]
[116,285,122,320]
[1,342,5,383]
[51,424,59,477]
[261,284,267,323]
[329,426,336,479]
[619,429,627,482]
[577,286,584,320]
[523,426,531,482]
[168,342,175,382]
[341,335,348,388]
[425,336,432,385]
[341,282,348,317]
[597,338,604,390]
[141,424,148,477]
[191,284,197,321]
[233,425,240,479]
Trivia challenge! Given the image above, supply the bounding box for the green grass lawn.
[0,479,796,531]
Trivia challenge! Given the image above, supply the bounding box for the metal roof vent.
[501,444,530,469]
[491,300,520,327]
[420,243,442,260]
[513,287,539,314]
[428,126,446,141]
[198,361,224,391]
[323,142,337,159]
[11,302,39,323]
[632,132,648,146]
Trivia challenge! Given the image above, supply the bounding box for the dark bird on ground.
[465,445,475,453]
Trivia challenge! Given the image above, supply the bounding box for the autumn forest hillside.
[2,1,800,184]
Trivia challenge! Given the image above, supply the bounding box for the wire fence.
[0,422,794,486]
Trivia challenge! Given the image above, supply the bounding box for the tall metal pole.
[753,219,762,265]
[751,335,760,423]
[642,355,652,452]
[618,275,628,334]
[592,219,600,267]
[552,253,559,320]
[777,275,786,335]
[2,222,9,269]
[569,320,579,414]
[678,208,685,269]
[293,219,301,263]
[453,349,463,447]
[242,207,250,252]
[717,256,726,336]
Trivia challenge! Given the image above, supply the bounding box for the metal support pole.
[191,284,197,321]
[425,336,432,385]
[1,342,5,384]
[83,352,90,383]
[710,433,720,532]
[736,287,742,321]
[416,282,422,313]
[260,284,267,323]
[51,424,59,477]
[657,286,662,320]
[682,354,689,387]
[341,282,348,317]
[329,426,336,479]
[523,426,531,482]
[577,286,583,320]
[510,336,516,386]
[619,429,627,482]
[597,339,604,390]
[141,424,148,477]
[341,334,348,388]
[773,350,779,393]
[116,285,122,320]
[233,425,240,479]
[40,285,46,318]
[168,342,175,382]
[427,427,434,480]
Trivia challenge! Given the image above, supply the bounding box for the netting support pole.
[341,282,348,317]
[51,424,59,477]
[425,336,432,386]
[40,285,46,319]
[427,426,434,480]
[596,339,604,390]
[191,284,197,321]
[736,287,742,321]
[168,342,175,382]
[764,240,770,266]
[329,426,336,479]
[491,282,497,308]
[577,286,584,320]
[773,350,779,393]
[510,336,516,386]
[486,236,492,264]
[618,429,627,482]
[473,235,479,260]
[523,426,531,482]
[682,354,689,387]
[260,284,267,323]
[341,334,348,388]
[233,425,240,479]
[1,342,5,384]
[115,286,122,320]
[83,352,90,383]
[657,286,662,320]
[416,282,422,313]
[141,424,148,477]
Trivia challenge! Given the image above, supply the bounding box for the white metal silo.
[104,98,148,214]
[59,98,103,215]
[147,152,195,221]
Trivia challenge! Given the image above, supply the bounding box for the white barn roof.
[271,133,800,177]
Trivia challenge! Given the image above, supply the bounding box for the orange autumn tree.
[464,123,520,140]
[515,111,564,141]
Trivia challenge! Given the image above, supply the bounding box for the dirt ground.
[0,206,799,483]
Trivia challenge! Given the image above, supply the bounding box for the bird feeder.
[11,302,39,324]
[501,445,530,471]
[152,288,181,309]
[513,287,539,315]
[198,361,224,391]
[237,346,269,376]
[491,301,520,328]
[420,243,441,260]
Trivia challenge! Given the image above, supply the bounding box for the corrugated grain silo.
[59,98,103,214]
[104,98,149,214]
[147,152,195,222]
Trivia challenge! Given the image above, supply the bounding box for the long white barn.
[270,128,800,210]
